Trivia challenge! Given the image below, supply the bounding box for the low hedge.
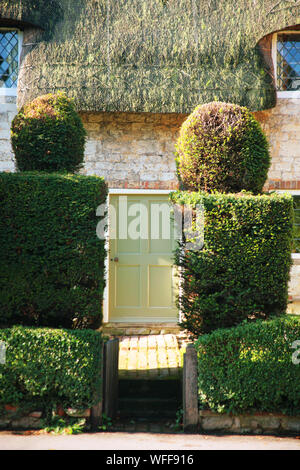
[195,316,300,415]
[171,191,294,336]
[0,327,103,414]
[0,172,107,329]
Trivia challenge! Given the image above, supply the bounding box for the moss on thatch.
[2,0,300,113]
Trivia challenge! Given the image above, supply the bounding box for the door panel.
[109,194,178,322]
[116,265,141,307]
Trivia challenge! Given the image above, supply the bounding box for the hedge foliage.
[0,172,107,329]
[0,327,103,412]
[195,317,300,415]
[171,191,294,336]
[176,102,270,194]
[11,92,87,173]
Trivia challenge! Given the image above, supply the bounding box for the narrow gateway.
[108,194,179,324]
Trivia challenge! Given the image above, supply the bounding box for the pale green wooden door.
[109,194,178,322]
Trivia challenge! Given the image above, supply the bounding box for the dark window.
[277,33,300,91]
[0,30,18,88]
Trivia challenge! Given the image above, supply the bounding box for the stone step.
[102,322,184,337]
[119,379,181,399]
[118,378,182,420]
[118,397,180,419]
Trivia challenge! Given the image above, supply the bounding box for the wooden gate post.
[183,343,198,432]
[90,340,105,430]
[103,338,119,420]
[90,338,119,430]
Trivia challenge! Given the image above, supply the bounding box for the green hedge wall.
[171,191,294,336]
[0,327,103,412]
[195,317,300,415]
[0,173,107,329]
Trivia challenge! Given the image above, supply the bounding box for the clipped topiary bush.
[195,316,300,415]
[11,92,86,173]
[171,191,294,337]
[176,101,270,194]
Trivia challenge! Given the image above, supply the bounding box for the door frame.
[103,189,176,323]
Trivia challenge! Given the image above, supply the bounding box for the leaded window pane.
[0,30,18,88]
[277,34,300,91]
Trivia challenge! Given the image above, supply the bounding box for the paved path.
[0,431,299,450]
[118,334,187,380]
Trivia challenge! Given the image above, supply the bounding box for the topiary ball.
[175,101,270,194]
[11,92,87,173]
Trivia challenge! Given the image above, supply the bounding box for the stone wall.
[198,410,300,435]
[80,111,186,189]
[1,99,300,191]
[0,405,90,430]
[254,99,300,190]
[0,95,17,172]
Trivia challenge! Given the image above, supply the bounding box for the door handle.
[110,257,119,262]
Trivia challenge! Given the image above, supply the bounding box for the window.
[277,33,300,91]
[272,31,300,97]
[0,30,19,91]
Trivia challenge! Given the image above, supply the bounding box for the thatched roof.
[0,0,62,29]
[1,0,300,113]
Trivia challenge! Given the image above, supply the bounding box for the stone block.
[0,162,15,172]
[11,417,42,429]
[281,416,300,433]
[0,122,11,131]
[0,130,10,139]
[257,415,281,431]
[0,418,11,428]
[66,408,90,418]
[7,111,17,122]
[0,103,17,111]
[201,415,233,431]
[28,411,43,419]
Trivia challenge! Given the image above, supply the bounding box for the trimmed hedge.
[0,327,103,413]
[171,191,294,336]
[11,92,87,173]
[195,317,300,415]
[0,172,107,329]
[175,102,270,194]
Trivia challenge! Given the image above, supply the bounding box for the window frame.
[272,30,300,99]
[0,27,23,96]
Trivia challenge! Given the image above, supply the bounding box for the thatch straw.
[1,0,299,112]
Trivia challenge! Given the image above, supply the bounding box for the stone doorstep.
[198,410,300,434]
[101,322,186,337]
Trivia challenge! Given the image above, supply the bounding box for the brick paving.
[118,334,187,380]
